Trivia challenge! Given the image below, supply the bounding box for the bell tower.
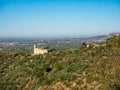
[34,44,36,55]
[34,44,36,49]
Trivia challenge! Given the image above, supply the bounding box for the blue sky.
[0,0,120,37]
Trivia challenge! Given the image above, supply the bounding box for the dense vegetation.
[0,36,120,90]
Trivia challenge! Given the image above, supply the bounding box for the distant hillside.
[80,35,108,43]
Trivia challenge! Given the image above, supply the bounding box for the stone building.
[34,44,48,55]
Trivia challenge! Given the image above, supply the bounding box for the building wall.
[34,46,48,55]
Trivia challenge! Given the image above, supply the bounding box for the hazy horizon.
[0,32,109,38]
[0,0,120,37]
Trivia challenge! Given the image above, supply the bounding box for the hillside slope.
[0,36,120,90]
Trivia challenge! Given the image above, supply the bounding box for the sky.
[0,0,120,38]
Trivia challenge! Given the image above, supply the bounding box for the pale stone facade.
[34,45,48,55]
